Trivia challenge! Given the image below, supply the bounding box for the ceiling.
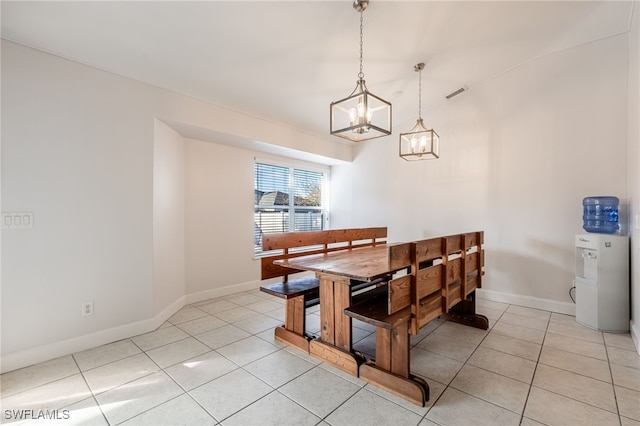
[1,1,634,142]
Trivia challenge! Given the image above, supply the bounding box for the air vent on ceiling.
[445,87,466,100]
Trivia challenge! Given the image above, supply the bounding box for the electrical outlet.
[82,300,94,317]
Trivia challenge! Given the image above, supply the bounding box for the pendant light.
[330,0,391,142]
[399,63,440,160]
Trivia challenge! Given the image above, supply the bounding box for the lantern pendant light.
[399,63,440,160]
[330,0,391,142]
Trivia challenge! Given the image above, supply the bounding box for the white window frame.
[254,157,330,256]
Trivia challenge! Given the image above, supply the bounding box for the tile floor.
[1,289,639,426]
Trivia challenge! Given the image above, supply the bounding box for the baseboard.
[476,289,576,316]
[630,319,640,355]
[0,283,590,373]
[184,279,262,305]
[0,279,267,374]
[0,296,186,374]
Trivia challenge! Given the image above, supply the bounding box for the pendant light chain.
[358,11,364,79]
[418,66,422,119]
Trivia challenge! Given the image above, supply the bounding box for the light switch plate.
[2,212,34,229]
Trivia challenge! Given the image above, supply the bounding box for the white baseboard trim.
[1,296,186,374]
[184,279,262,305]
[630,319,640,355]
[0,279,268,374]
[1,282,594,373]
[477,289,576,316]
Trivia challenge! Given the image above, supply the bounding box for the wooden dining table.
[274,244,404,375]
[271,232,489,406]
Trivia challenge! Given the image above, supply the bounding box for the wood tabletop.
[274,244,397,281]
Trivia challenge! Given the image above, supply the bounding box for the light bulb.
[357,102,366,120]
[349,108,357,125]
[419,135,428,152]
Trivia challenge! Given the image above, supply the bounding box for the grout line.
[519,308,552,424]
[434,306,537,419]
[3,291,637,426]
[603,336,624,425]
[526,383,623,418]
[70,352,111,426]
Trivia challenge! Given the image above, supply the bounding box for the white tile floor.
[1,289,639,426]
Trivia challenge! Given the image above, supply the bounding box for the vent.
[445,87,466,100]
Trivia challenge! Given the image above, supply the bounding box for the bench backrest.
[387,231,484,335]
[261,227,388,281]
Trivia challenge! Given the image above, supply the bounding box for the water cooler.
[575,233,629,332]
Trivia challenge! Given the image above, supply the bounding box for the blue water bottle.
[582,196,619,234]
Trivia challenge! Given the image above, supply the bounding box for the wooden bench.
[345,231,488,406]
[259,227,388,351]
[404,230,488,333]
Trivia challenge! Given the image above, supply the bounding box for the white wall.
[1,41,155,371]
[183,144,338,301]
[153,119,186,315]
[184,139,259,300]
[333,33,630,314]
[0,40,348,372]
[627,2,640,353]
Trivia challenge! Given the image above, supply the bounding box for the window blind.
[254,161,328,254]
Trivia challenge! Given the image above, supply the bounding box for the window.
[254,160,329,254]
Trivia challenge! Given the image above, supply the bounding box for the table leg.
[318,272,352,350]
[310,272,361,376]
[319,274,335,344]
[333,277,352,350]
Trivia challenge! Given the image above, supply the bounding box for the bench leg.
[284,295,306,335]
[375,317,410,377]
[359,363,429,406]
[360,317,429,406]
[273,295,311,353]
[274,326,310,353]
[443,291,489,330]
